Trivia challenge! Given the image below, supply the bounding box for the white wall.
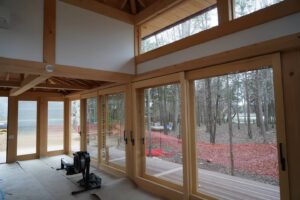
[0,0,44,62]
[56,1,135,74]
[137,12,300,74]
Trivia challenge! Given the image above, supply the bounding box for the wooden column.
[80,99,87,151]
[6,97,18,163]
[38,97,47,157]
[43,0,56,64]
[64,99,70,154]
[281,49,300,200]
[217,0,232,24]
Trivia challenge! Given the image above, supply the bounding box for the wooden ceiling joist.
[130,0,137,14]
[10,75,51,96]
[0,57,132,83]
[135,0,184,25]
[61,0,135,24]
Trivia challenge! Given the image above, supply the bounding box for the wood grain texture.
[43,0,56,64]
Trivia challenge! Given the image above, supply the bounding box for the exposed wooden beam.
[43,0,56,64]
[0,57,133,83]
[0,80,88,91]
[61,0,134,24]
[135,0,184,25]
[10,75,51,96]
[130,0,137,14]
[137,0,146,8]
[121,0,128,9]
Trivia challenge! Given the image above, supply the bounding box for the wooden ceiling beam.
[135,0,184,25]
[121,0,128,9]
[61,0,134,24]
[130,0,137,14]
[137,0,146,8]
[10,75,51,96]
[0,80,88,91]
[0,57,133,83]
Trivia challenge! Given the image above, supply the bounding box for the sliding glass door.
[100,92,127,170]
[17,101,37,156]
[86,97,98,160]
[71,100,80,152]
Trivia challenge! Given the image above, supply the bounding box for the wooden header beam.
[0,57,133,83]
[10,75,50,96]
[61,0,135,24]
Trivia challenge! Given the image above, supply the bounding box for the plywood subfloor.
[0,155,162,200]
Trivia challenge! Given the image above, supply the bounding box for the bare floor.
[0,155,162,200]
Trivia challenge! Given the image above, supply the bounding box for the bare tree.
[227,75,234,176]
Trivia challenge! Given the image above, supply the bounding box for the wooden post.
[6,97,18,163]
[64,99,70,154]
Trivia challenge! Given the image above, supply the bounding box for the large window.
[0,97,8,163]
[47,101,64,151]
[17,101,37,156]
[101,93,126,169]
[86,97,98,159]
[71,100,80,152]
[143,84,183,185]
[141,5,218,53]
[192,67,282,199]
[233,0,284,18]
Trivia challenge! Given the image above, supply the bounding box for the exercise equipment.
[57,151,102,195]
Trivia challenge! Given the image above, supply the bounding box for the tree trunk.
[213,77,220,142]
[205,79,214,144]
[244,73,252,139]
[227,75,234,176]
[255,71,266,143]
[147,89,152,157]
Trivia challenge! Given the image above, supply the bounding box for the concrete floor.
[0,155,162,200]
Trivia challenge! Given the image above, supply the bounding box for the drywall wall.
[0,0,44,62]
[56,1,135,74]
[137,12,300,74]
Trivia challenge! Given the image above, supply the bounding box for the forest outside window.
[192,66,283,200]
[86,97,98,160]
[143,84,183,186]
[233,0,284,18]
[140,2,218,53]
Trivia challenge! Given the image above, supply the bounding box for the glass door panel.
[71,100,80,152]
[143,84,183,185]
[47,101,64,151]
[0,97,8,163]
[17,101,37,156]
[101,93,126,169]
[194,67,281,199]
[86,97,98,159]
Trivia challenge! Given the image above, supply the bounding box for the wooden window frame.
[97,85,130,176]
[135,0,300,64]
[186,53,290,200]
[132,73,190,199]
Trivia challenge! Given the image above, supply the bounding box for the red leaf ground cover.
[146,131,278,178]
